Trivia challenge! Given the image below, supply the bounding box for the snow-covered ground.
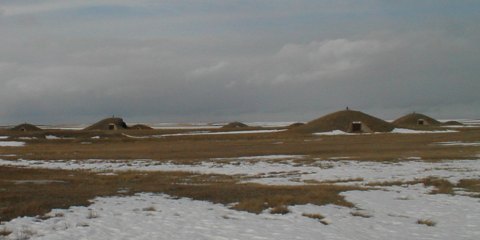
[154,129,286,137]
[0,141,25,147]
[434,141,480,147]
[314,128,458,135]
[0,157,479,186]
[45,135,75,140]
[390,128,457,134]
[1,188,479,240]
[119,129,286,139]
[1,156,479,239]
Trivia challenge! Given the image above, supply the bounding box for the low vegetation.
[0,166,360,221]
[270,205,289,214]
[421,177,455,195]
[350,210,372,218]
[367,176,480,196]
[457,179,480,197]
[1,126,479,163]
[0,226,12,237]
[142,206,156,212]
[0,126,479,224]
[417,219,436,227]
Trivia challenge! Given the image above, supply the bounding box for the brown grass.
[1,126,479,163]
[302,213,325,220]
[308,178,364,184]
[0,226,12,237]
[367,177,457,195]
[421,177,455,195]
[457,179,480,196]
[366,177,480,196]
[0,166,360,221]
[270,205,289,214]
[142,206,156,212]
[350,210,372,218]
[417,219,436,226]
[0,127,479,221]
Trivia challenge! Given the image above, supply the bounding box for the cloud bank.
[0,1,479,124]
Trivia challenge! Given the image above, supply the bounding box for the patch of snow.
[121,134,151,139]
[314,129,458,135]
[157,129,286,137]
[434,141,480,147]
[314,130,353,136]
[37,135,74,140]
[329,156,351,160]
[318,185,480,239]
[313,128,458,136]
[8,180,67,184]
[39,124,88,130]
[2,190,479,240]
[213,155,303,161]
[391,128,458,134]
[441,125,478,128]
[45,135,60,140]
[1,155,480,239]
[1,158,479,186]
[405,156,422,160]
[0,136,8,139]
[91,136,100,139]
[19,137,37,140]
[149,123,222,129]
[0,141,25,147]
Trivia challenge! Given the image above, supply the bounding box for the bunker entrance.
[351,122,362,132]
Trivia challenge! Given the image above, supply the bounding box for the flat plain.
[0,122,479,239]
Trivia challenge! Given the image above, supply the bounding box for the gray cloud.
[0,1,479,124]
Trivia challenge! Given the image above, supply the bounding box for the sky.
[0,0,479,125]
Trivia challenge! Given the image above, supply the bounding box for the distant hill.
[221,122,249,129]
[393,113,441,127]
[84,117,128,131]
[11,123,42,132]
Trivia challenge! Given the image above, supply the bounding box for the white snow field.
[1,157,479,239]
[0,141,25,147]
[434,141,480,147]
[0,157,478,185]
[1,188,479,240]
[314,129,458,135]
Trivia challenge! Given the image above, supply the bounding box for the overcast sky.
[0,0,479,124]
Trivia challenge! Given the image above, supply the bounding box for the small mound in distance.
[129,124,153,130]
[443,120,463,126]
[221,121,249,129]
[393,113,441,127]
[10,123,42,132]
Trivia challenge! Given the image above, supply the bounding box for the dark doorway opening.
[108,124,116,130]
[351,122,362,132]
[417,119,425,125]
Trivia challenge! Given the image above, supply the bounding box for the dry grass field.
[0,125,479,225]
[0,166,359,222]
[1,126,479,162]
